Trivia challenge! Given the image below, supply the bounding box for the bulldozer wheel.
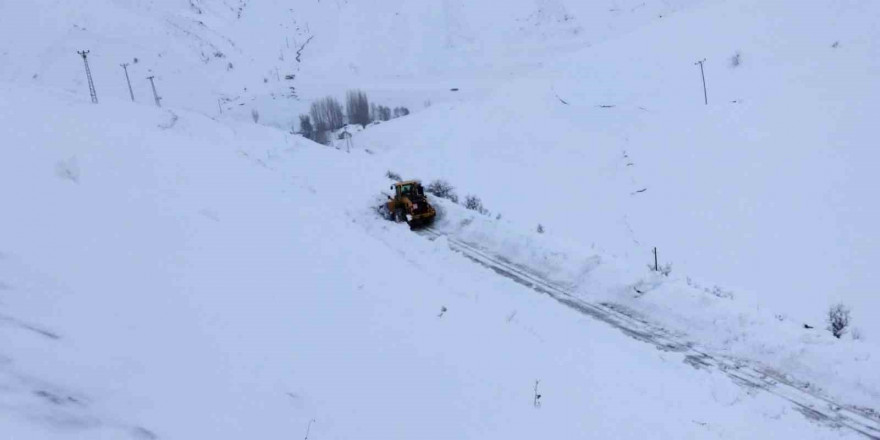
[377,204,392,221]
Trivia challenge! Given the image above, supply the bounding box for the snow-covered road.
[417,226,880,439]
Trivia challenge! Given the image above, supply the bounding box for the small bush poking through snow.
[426,180,458,203]
[464,195,481,210]
[827,303,851,339]
[465,195,488,215]
[687,277,733,299]
[55,156,80,183]
[709,285,732,298]
[251,109,259,123]
[730,51,742,68]
[386,170,402,181]
[537,224,544,234]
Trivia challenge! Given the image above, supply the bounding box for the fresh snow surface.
[352,0,880,414]
[2,0,879,438]
[0,83,865,440]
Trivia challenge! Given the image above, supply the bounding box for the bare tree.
[346,89,371,128]
[310,101,327,131]
[378,105,392,121]
[465,195,488,215]
[326,97,344,130]
[298,114,314,140]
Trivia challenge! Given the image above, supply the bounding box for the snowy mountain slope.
[353,0,880,344]
[2,0,879,438]
[1,85,863,439]
[1,0,703,126]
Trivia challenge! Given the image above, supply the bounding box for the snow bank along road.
[417,227,880,439]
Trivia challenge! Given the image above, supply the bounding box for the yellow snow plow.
[383,180,436,228]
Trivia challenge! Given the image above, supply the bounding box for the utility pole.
[77,50,98,103]
[533,380,542,408]
[694,58,707,105]
[120,63,135,102]
[653,247,659,272]
[146,76,161,107]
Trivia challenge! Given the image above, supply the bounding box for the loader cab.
[399,184,412,197]
[393,180,421,198]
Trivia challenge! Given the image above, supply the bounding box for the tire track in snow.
[417,227,880,439]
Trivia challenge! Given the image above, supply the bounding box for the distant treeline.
[298,90,409,144]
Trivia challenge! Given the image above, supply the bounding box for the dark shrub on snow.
[827,303,851,339]
[465,195,488,215]
[427,180,458,203]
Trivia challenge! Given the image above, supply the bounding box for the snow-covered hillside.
[355,0,880,338]
[2,0,879,438]
[1,0,701,125]
[350,0,880,414]
[0,80,869,440]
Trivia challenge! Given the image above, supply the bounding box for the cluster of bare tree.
[370,105,410,122]
[311,96,345,130]
[297,89,410,144]
[372,104,392,122]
